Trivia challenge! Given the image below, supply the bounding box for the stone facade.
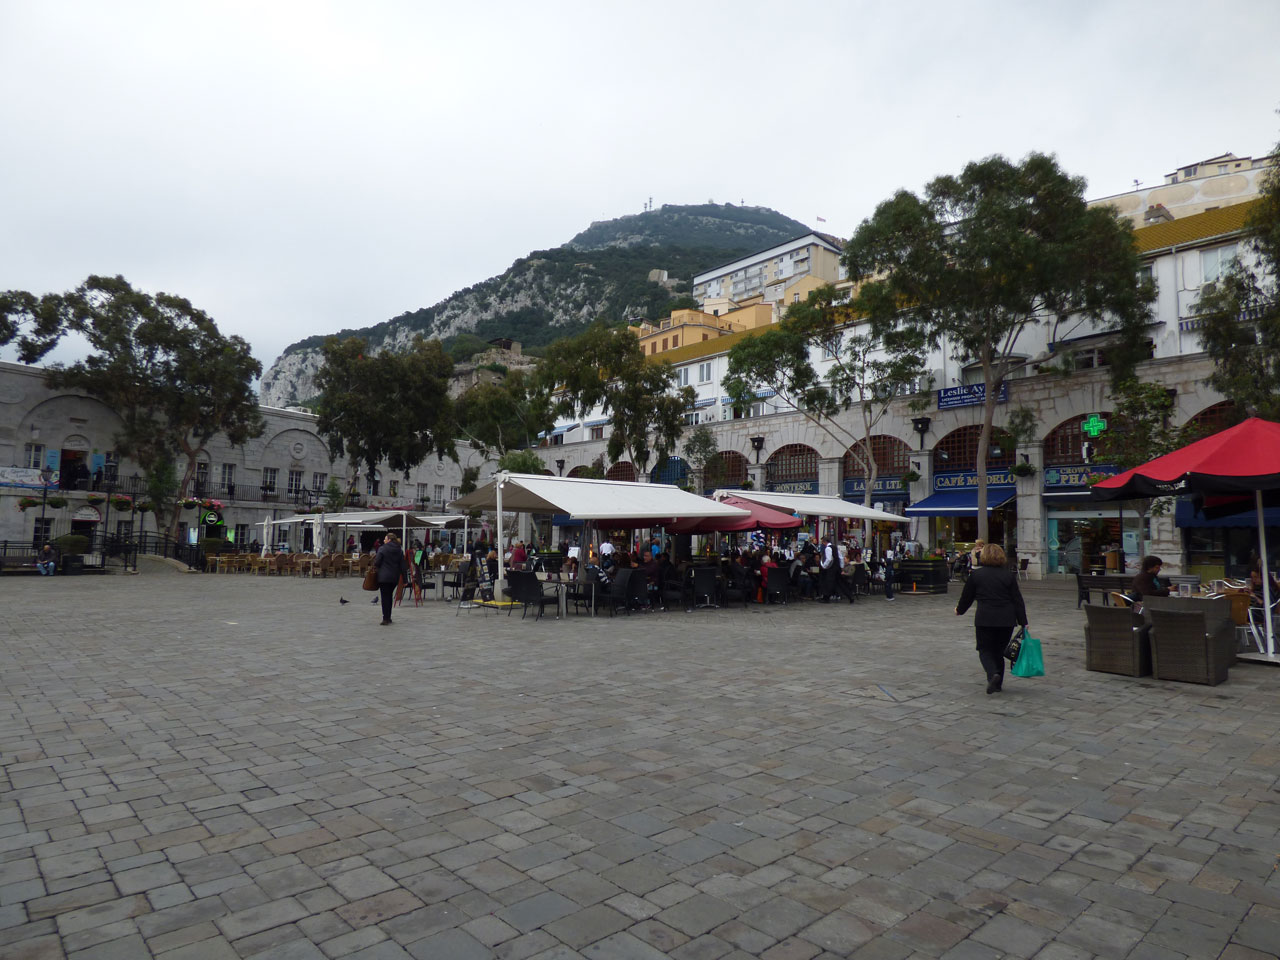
[0,360,499,550]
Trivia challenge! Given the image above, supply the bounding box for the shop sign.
[842,476,906,497]
[937,382,1008,410]
[768,480,819,494]
[199,510,224,526]
[1042,463,1118,488]
[0,466,50,488]
[933,470,1016,491]
[72,505,101,522]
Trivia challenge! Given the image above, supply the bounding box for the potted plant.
[181,498,199,509]
[86,494,105,505]
[17,496,39,510]
[52,533,91,574]
[46,495,68,509]
[136,502,152,513]
[902,469,922,484]
[110,494,133,510]
[1011,461,1037,478]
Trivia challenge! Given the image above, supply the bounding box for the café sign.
[933,470,1016,491]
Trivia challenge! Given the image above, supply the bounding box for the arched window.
[1043,413,1113,466]
[1184,400,1239,439]
[933,426,1015,472]
[843,435,913,479]
[708,450,748,489]
[605,461,636,483]
[650,456,688,485]
[766,443,819,490]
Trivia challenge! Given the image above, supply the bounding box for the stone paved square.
[2,567,1280,958]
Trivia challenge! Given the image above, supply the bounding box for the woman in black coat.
[955,543,1028,694]
[373,534,408,626]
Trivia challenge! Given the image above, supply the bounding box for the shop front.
[904,470,1016,549]
[1040,464,1138,575]
[843,475,906,550]
[1175,500,1280,582]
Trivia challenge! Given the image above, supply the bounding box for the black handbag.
[1004,626,1025,663]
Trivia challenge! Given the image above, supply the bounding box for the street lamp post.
[102,476,115,560]
[36,464,54,547]
[130,473,139,571]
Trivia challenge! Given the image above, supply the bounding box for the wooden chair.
[1148,609,1233,685]
[317,554,332,578]
[1108,591,1136,608]
[1084,604,1150,676]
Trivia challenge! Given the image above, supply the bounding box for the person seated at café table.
[1129,555,1170,600]
[509,540,527,568]
[1249,562,1280,606]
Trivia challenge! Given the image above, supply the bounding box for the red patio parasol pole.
[1259,491,1275,656]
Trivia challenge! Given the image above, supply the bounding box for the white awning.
[451,472,751,520]
[716,490,908,522]
[307,510,442,528]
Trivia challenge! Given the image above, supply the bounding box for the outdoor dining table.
[296,556,321,577]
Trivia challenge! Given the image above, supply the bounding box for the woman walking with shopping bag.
[955,543,1027,694]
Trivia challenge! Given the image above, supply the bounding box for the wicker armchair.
[1084,604,1151,677]
[1141,595,1235,666]
[1147,609,1233,686]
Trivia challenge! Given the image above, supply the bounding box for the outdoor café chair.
[1084,603,1151,677]
[567,577,599,616]
[688,567,719,610]
[1148,608,1232,686]
[1247,596,1280,653]
[443,560,470,599]
[720,572,751,609]
[764,566,789,606]
[506,570,559,620]
[605,568,633,616]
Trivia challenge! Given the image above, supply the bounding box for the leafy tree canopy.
[454,368,554,456]
[0,274,263,537]
[724,285,929,518]
[536,323,694,472]
[844,153,1154,538]
[314,335,456,492]
[497,449,548,474]
[1195,132,1280,419]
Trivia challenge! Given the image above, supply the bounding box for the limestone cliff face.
[258,203,811,408]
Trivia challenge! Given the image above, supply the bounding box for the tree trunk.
[170,438,202,540]
[976,374,998,544]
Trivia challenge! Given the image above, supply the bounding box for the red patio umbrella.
[1092,416,1280,655]
[666,495,803,534]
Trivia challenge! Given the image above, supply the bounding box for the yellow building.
[631,303,775,356]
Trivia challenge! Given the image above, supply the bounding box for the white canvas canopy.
[715,490,908,523]
[450,472,750,572]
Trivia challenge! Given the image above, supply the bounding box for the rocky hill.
[259,204,810,409]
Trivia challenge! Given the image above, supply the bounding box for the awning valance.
[904,489,1015,517]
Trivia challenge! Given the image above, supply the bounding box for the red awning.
[1092,417,1280,499]
[666,495,803,534]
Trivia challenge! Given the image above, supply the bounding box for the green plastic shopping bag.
[1010,631,1045,678]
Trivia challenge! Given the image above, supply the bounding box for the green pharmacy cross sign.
[1081,414,1108,438]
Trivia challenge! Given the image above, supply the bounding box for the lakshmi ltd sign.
[842,476,907,498]
[1042,464,1119,489]
[933,470,1016,491]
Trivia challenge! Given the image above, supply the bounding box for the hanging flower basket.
[46,496,69,509]
[199,498,224,511]
[181,498,199,509]
[86,495,105,505]
[1010,462,1037,478]
[901,470,922,484]
[110,495,133,509]
[136,502,153,513]
[17,497,39,510]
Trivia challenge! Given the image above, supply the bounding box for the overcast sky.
[2,0,1278,370]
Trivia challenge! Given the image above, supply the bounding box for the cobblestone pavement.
[2,570,1279,960]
